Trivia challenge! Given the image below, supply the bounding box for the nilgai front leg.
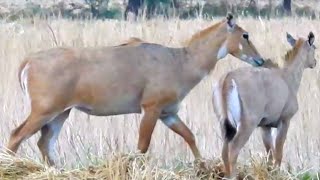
[160,114,202,160]
[138,91,178,153]
[227,120,256,178]
[137,104,161,153]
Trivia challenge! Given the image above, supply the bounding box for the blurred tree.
[283,0,291,15]
[84,0,109,17]
[124,0,143,20]
[124,0,179,20]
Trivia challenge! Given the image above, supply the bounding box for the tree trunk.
[283,0,291,15]
[90,4,99,18]
[124,0,143,20]
[172,0,179,8]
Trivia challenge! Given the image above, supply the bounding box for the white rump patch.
[217,41,228,60]
[226,79,241,128]
[212,81,223,119]
[20,63,31,102]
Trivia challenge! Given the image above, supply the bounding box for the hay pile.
[0,149,295,180]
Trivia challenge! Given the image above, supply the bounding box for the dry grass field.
[0,17,320,179]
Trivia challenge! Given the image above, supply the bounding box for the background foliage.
[0,0,318,20]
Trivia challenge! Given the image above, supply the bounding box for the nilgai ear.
[286,32,296,47]
[308,31,315,46]
[226,13,235,30]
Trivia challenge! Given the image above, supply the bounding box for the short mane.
[187,21,224,46]
[117,37,145,46]
[284,39,304,64]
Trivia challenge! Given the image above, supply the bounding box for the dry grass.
[0,149,295,179]
[0,17,320,179]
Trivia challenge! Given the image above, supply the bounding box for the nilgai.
[7,14,264,165]
[212,32,316,177]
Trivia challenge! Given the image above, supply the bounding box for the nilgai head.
[286,31,317,68]
[218,13,265,66]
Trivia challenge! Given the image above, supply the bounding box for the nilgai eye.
[243,33,249,40]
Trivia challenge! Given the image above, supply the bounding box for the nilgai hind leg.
[260,127,274,165]
[225,119,257,178]
[37,110,70,165]
[274,120,290,167]
[7,110,58,156]
[160,113,205,172]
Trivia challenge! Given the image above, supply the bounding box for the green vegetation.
[0,0,319,21]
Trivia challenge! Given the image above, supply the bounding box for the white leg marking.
[227,79,241,128]
[217,41,228,60]
[162,116,177,127]
[20,63,31,102]
[47,120,63,161]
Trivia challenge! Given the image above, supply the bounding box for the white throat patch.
[217,41,228,60]
[239,44,243,50]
